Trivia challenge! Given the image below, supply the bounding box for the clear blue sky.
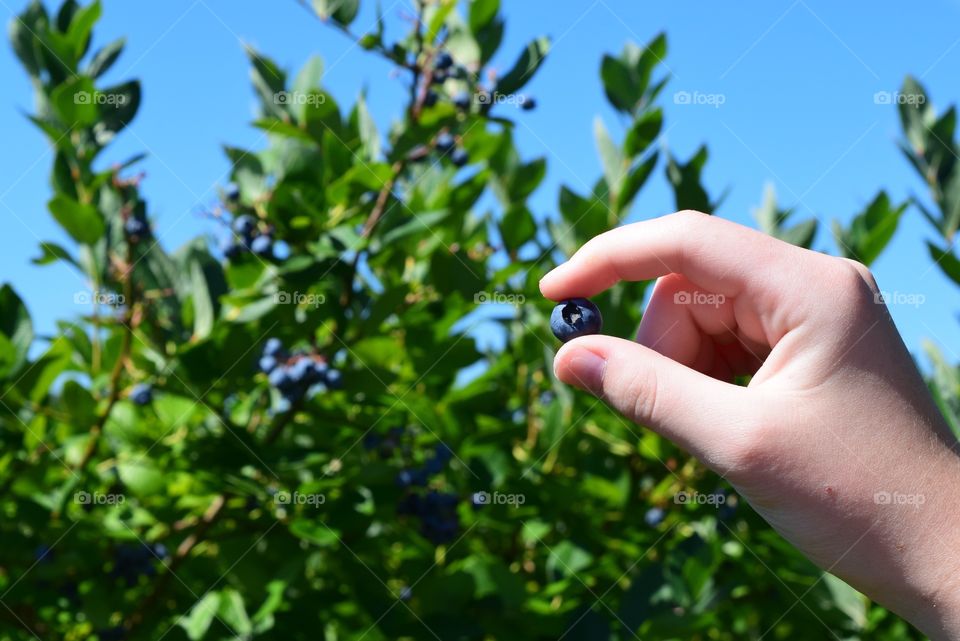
[2,0,959,367]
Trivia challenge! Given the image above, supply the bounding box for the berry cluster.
[259,338,343,402]
[130,383,152,406]
[394,442,453,488]
[110,542,168,586]
[222,214,276,261]
[424,50,536,115]
[397,490,460,545]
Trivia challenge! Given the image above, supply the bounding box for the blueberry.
[424,456,446,475]
[288,358,313,384]
[399,585,413,601]
[324,369,343,390]
[221,238,243,260]
[431,70,448,85]
[435,133,455,153]
[268,366,294,392]
[521,96,537,111]
[435,51,454,70]
[304,360,327,385]
[250,235,273,258]
[452,92,471,111]
[123,217,149,238]
[233,215,256,236]
[644,507,665,526]
[258,355,278,374]
[396,469,416,488]
[451,149,469,168]
[225,184,240,203]
[362,433,381,451]
[424,91,438,108]
[151,543,168,559]
[263,338,284,358]
[34,544,53,563]
[130,383,152,406]
[549,298,602,342]
[434,443,452,463]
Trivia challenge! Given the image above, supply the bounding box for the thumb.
[554,335,757,471]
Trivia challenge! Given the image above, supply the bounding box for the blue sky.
[1,0,959,367]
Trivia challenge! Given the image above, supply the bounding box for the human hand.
[540,210,960,639]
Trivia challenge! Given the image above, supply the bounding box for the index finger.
[539,210,803,301]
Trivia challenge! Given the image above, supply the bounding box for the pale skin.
[540,210,960,640]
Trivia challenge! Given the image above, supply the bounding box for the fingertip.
[553,340,607,393]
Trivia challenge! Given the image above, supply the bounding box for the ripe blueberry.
[435,51,454,70]
[225,184,240,203]
[521,96,537,111]
[451,149,469,168]
[644,507,665,526]
[263,338,284,358]
[259,355,278,373]
[324,369,343,390]
[424,91,438,107]
[221,238,243,260]
[268,366,294,392]
[435,133,455,153]
[250,235,273,258]
[233,215,256,236]
[130,383,152,406]
[452,92,471,111]
[550,298,602,342]
[124,217,149,238]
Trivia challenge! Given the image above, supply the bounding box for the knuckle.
[839,257,880,292]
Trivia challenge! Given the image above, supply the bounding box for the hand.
[540,210,960,640]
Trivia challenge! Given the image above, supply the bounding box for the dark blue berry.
[233,215,256,236]
[399,586,413,601]
[250,235,273,258]
[436,133,455,153]
[259,355,278,374]
[423,91,438,107]
[225,184,240,203]
[288,358,313,384]
[550,298,602,342]
[124,217,149,238]
[221,238,243,260]
[263,338,284,358]
[521,96,537,111]
[451,149,469,168]
[431,70,448,85]
[644,507,665,526]
[362,433,381,451]
[130,383,152,406]
[453,92,471,111]
[324,369,343,390]
[268,367,294,392]
[435,51,454,70]
[34,544,53,563]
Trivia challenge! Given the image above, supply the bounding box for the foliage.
[0,1,951,640]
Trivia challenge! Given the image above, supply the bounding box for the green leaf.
[469,0,500,32]
[180,592,221,641]
[927,242,960,287]
[500,204,535,254]
[666,147,712,213]
[496,36,550,97]
[218,589,253,635]
[64,0,100,60]
[93,79,141,145]
[117,460,165,495]
[9,1,49,77]
[84,36,124,78]
[50,76,98,127]
[624,109,662,157]
[312,0,360,26]
[0,285,33,378]
[32,241,79,268]
[246,47,287,120]
[48,195,105,244]
[600,55,636,114]
[615,152,658,214]
[594,117,626,197]
[189,259,216,341]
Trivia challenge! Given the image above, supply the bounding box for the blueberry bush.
[2,1,956,639]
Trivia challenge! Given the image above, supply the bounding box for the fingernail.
[560,347,606,394]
